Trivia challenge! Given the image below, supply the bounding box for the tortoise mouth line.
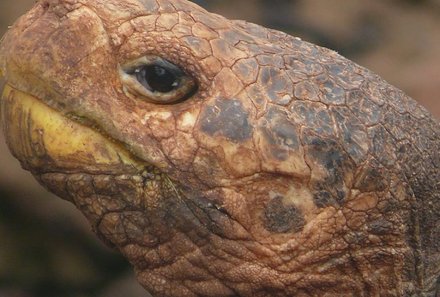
[1,83,150,177]
[31,167,151,177]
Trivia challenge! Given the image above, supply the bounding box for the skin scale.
[0,0,439,296]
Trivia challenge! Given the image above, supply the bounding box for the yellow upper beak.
[1,84,146,174]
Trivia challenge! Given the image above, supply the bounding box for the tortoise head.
[1,0,439,296]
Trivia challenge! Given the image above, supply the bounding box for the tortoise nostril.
[40,0,51,11]
[39,0,64,11]
[38,0,81,18]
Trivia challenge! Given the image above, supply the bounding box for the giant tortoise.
[0,0,439,296]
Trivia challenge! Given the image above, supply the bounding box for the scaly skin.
[0,0,439,296]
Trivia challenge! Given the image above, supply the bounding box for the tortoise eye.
[134,64,179,93]
[120,57,197,104]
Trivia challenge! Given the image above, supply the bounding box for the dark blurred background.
[0,1,439,296]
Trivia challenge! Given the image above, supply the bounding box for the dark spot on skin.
[140,0,159,12]
[200,98,252,142]
[263,196,305,233]
[343,232,367,245]
[309,138,345,177]
[262,128,288,161]
[327,64,345,76]
[293,80,319,101]
[262,119,300,149]
[312,186,346,208]
[368,125,397,167]
[303,60,324,75]
[379,199,400,214]
[346,90,383,126]
[290,101,335,137]
[313,190,333,208]
[332,107,369,164]
[335,190,346,205]
[232,58,259,84]
[315,110,334,135]
[258,67,293,104]
[285,57,324,76]
[368,218,393,235]
[220,29,255,44]
[254,97,265,106]
[271,120,300,149]
[321,80,345,105]
[259,67,271,85]
[355,163,389,192]
[304,136,354,208]
[256,55,284,68]
[383,111,414,142]
[261,107,301,161]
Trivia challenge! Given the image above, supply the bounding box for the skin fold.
[0,0,439,296]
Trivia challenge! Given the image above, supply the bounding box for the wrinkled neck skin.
[0,0,439,296]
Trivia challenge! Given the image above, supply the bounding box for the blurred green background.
[0,1,439,296]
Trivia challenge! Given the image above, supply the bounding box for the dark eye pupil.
[137,65,178,93]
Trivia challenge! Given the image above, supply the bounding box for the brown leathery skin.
[0,0,439,296]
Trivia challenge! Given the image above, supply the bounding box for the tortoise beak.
[1,84,147,175]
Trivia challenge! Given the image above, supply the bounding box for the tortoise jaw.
[1,84,148,176]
